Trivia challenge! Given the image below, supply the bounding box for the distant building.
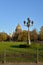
[15,24,22,33]
[9,24,22,40]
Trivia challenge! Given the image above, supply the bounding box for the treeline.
[0,26,43,42]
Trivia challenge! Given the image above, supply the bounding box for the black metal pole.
[4,48,6,64]
[36,45,38,63]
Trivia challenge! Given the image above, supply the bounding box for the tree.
[17,32,23,41]
[22,30,28,41]
[12,31,28,42]
[7,35,11,41]
[0,32,8,41]
[30,29,38,41]
[39,26,43,41]
[12,32,18,41]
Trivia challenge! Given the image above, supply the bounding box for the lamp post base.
[27,40,31,45]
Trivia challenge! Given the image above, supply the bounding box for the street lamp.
[24,18,33,45]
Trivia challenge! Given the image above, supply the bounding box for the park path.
[0,62,43,65]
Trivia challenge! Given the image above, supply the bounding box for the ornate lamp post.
[24,18,33,45]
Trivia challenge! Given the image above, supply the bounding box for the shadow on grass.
[10,44,30,48]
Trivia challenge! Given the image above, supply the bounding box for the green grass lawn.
[0,42,43,63]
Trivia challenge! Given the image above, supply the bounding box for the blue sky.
[0,0,43,34]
